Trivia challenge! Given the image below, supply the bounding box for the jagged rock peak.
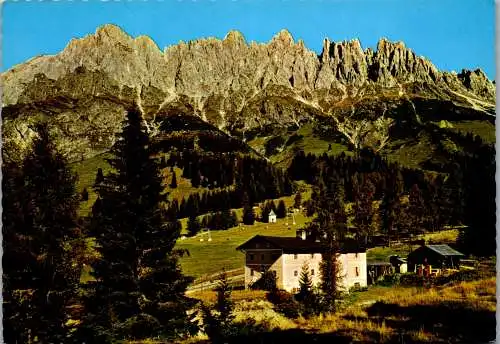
[95,23,131,41]
[224,30,246,44]
[457,68,496,98]
[2,25,495,107]
[271,29,295,45]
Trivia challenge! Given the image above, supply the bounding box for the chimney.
[296,229,307,240]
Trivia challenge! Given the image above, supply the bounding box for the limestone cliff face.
[4,24,495,105]
[2,24,496,161]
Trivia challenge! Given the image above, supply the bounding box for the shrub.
[266,290,302,319]
[434,270,481,285]
[377,273,401,287]
[250,270,277,292]
[399,273,426,286]
[231,318,271,337]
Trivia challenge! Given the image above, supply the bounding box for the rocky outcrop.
[3,24,495,105]
[1,24,495,161]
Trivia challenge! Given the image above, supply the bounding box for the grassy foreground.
[182,276,496,343]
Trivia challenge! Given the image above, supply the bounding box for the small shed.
[389,255,408,273]
[407,244,464,275]
[268,210,277,223]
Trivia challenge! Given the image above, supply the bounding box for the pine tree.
[379,171,404,244]
[80,106,197,342]
[3,124,84,343]
[269,199,277,213]
[220,207,234,230]
[187,214,202,237]
[315,173,346,313]
[298,263,313,297]
[191,170,201,188]
[260,202,270,223]
[3,162,35,344]
[170,170,178,188]
[242,192,255,225]
[458,145,496,256]
[352,175,376,245]
[296,263,320,318]
[293,192,302,209]
[201,269,235,343]
[276,200,287,218]
[81,187,89,201]
[230,211,239,227]
[407,184,426,236]
[95,167,104,185]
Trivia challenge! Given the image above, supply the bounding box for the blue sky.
[3,0,496,79]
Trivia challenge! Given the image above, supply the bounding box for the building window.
[311,253,314,258]
[355,253,359,259]
[355,267,360,277]
[294,254,298,260]
[294,270,298,277]
[249,254,254,261]
[250,269,254,276]
[311,269,315,276]
[261,254,265,261]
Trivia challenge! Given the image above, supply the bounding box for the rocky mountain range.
[2,24,496,164]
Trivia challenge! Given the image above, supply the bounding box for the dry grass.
[256,277,495,342]
[382,277,496,309]
[189,290,267,305]
[124,276,496,343]
[422,229,459,244]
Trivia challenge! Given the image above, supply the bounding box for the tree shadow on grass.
[364,300,496,343]
[226,328,354,344]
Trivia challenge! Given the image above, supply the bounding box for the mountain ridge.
[2,24,495,163]
[3,24,495,106]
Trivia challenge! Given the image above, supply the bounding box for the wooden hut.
[407,244,464,276]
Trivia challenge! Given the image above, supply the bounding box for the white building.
[237,230,367,293]
[268,209,277,223]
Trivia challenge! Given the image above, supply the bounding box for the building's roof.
[367,261,392,266]
[390,256,407,264]
[426,245,464,257]
[236,235,366,254]
[268,210,276,216]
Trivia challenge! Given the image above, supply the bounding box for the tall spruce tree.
[407,184,426,236]
[276,200,287,218]
[242,192,255,225]
[298,263,313,297]
[314,173,346,313]
[3,124,84,343]
[187,214,202,236]
[293,192,302,209]
[80,106,197,342]
[297,263,320,318]
[95,167,104,185]
[81,187,89,201]
[170,170,178,188]
[458,145,496,256]
[201,269,235,343]
[379,171,404,244]
[260,202,270,223]
[352,175,376,245]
